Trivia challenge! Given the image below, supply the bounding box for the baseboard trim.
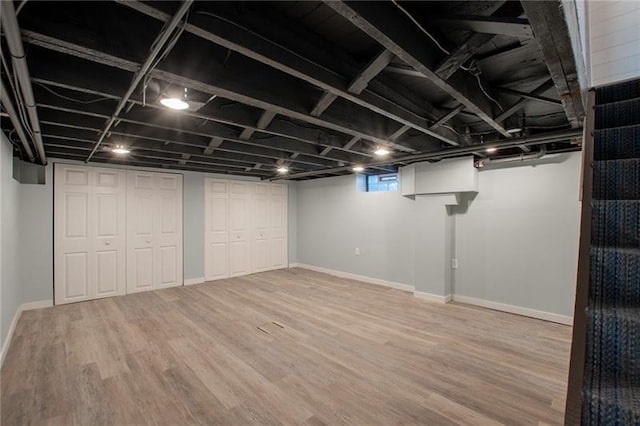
[413,291,452,304]
[22,300,53,310]
[1,299,53,366]
[296,263,414,292]
[288,263,300,268]
[452,295,573,325]
[184,277,205,286]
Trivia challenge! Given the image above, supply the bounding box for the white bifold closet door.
[127,171,183,293]
[204,179,229,281]
[252,183,287,272]
[205,178,287,281]
[54,165,127,305]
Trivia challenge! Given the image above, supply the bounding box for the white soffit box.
[400,156,478,196]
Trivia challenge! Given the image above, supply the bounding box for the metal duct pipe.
[0,78,35,161]
[279,128,582,180]
[479,146,547,168]
[1,0,46,164]
[85,0,193,162]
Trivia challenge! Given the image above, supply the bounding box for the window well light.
[486,147,497,153]
[112,145,130,154]
[374,148,390,156]
[353,166,365,172]
[277,166,289,173]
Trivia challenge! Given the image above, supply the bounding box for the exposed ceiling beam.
[348,49,395,95]
[23,31,420,153]
[520,0,585,128]
[37,106,356,168]
[435,33,495,81]
[495,86,562,106]
[39,125,327,170]
[31,77,374,158]
[239,110,276,140]
[85,0,193,162]
[494,79,556,123]
[118,1,461,148]
[429,15,533,38]
[325,1,512,138]
[431,105,466,130]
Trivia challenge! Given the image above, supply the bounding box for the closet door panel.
[205,179,229,280]
[229,182,250,277]
[156,174,183,289]
[252,184,270,273]
[126,172,156,293]
[93,168,126,299]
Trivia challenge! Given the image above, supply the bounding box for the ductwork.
[280,128,582,180]
[0,78,35,162]
[1,0,46,164]
[478,146,548,168]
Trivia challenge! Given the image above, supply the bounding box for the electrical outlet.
[451,258,459,269]
[355,247,360,256]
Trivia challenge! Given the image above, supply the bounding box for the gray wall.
[296,175,418,286]
[454,154,581,317]
[1,136,22,344]
[17,160,296,303]
[296,152,581,316]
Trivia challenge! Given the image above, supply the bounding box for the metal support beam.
[520,0,585,128]
[429,15,533,38]
[85,0,193,162]
[0,0,46,163]
[325,1,511,138]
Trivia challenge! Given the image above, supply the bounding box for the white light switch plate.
[355,248,360,256]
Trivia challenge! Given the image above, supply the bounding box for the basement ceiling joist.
[0,0,583,179]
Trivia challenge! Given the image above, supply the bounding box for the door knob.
[259,233,263,237]
[105,241,111,246]
[236,235,240,239]
[146,239,151,243]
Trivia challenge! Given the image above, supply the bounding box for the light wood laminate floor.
[1,268,571,425]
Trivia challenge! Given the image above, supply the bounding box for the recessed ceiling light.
[353,166,365,172]
[277,166,288,173]
[160,97,190,110]
[374,148,390,156]
[486,147,497,153]
[112,145,130,154]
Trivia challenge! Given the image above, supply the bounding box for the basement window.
[366,173,398,192]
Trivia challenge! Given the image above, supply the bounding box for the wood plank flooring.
[1,268,571,425]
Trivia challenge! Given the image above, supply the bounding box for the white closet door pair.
[54,165,183,305]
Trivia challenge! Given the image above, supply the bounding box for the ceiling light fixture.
[353,166,365,172]
[112,145,130,154]
[277,166,289,173]
[486,147,497,153]
[506,128,522,134]
[160,87,190,110]
[374,148,390,156]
